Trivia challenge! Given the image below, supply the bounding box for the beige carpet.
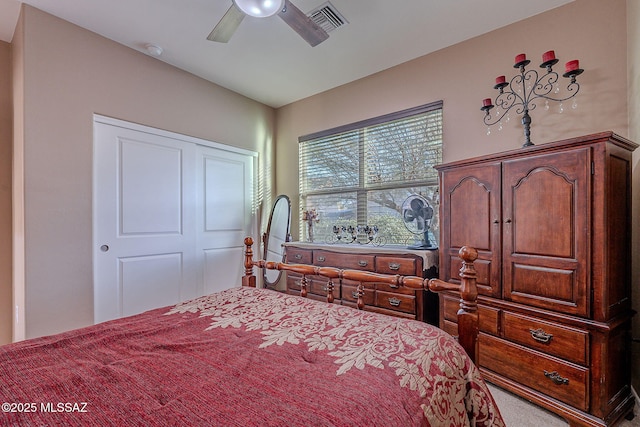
[489,384,640,427]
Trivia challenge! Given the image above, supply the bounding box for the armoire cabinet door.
[501,148,590,317]
[440,162,501,298]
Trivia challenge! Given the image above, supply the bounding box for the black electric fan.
[401,194,435,249]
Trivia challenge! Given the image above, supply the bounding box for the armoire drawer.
[502,311,588,365]
[441,319,458,337]
[442,294,500,336]
[480,334,589,411]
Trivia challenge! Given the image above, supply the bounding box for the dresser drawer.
[287,273,320,295]
[286,248,312,264]
[376,282,416,295]
[442,294,500,335]
[286,273,304,292]
[283,244,426,322]
[442,294,459,322]
[376,290,415,314]
[314,250,375,271]
[376,256,418,275]
[480,334,588,411]
[342,284,375,306]
[503,311,588,365]
[309,278,339,299]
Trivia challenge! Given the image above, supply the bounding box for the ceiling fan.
[208,0,329,47]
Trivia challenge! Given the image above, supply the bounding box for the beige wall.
[13,5,276,339]
[0,41,12,345]
[276,0,630,239]
[276,0,638,345]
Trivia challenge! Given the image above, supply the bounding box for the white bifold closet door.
[93,116,255,324]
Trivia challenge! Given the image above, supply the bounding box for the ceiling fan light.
[233,0,284,18]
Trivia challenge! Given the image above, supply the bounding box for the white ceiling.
[0,0,573,108]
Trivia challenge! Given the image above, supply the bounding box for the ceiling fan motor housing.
[232,0,284,17]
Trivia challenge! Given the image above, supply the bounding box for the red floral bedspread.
[0,287,504,426]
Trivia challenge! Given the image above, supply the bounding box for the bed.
[0,237,504,427]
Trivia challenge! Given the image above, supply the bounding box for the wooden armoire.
[436,132,637,427]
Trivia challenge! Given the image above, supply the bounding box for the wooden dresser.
[436,132,637,427]
[283,242,438,323]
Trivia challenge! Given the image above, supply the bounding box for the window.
[299,101,443,246]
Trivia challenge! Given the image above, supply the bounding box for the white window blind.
[298,101,443,246]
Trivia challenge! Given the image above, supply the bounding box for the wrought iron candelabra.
[481,51,584,147]
[328,225,384,246]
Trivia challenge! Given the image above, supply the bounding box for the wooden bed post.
[428,246,479,364]
[242,237,257,288]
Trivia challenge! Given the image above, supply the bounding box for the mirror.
[263,195,291,288]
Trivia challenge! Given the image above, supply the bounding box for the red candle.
[482,98,493,108]
[542,50,556,63]
[515,53,527,64]
[495,75,506,85]
[565,60,579,73]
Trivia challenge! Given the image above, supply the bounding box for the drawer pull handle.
[544,370,569,386]
[388,263,401,271]
[388,297,401,307]
[530,328,553,344]
[294,254,302,260]
[358,260,368,267]
[317,256,326,262]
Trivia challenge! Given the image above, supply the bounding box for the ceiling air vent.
[307,2,348,33]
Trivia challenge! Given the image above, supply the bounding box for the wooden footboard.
[242,237,479,364]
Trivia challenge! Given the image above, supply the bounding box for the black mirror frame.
[262,195,291,288]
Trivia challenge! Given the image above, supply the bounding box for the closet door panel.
[197,146,255,295]
[93,123,197,323]
[94,118,255,323]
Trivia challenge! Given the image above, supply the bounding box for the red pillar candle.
[515,53,526,64]
[542,50,556,63]
[565,60,579,73]
[482,98,493,108]
[495,75,506,85]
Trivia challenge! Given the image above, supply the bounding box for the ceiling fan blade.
[207,4,245,43]
[278,0,329,47]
